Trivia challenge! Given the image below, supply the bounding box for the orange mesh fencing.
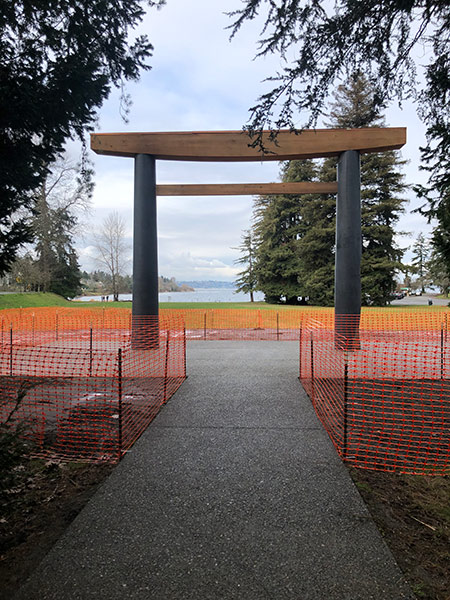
[2,306,447,340]
[2,306,449,473]
[300,315,450,475]
[0,309,186,463]
[164,307,449,340]
[173,308,327,340]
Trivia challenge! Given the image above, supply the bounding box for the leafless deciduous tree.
[8,156,93,296]
[92,212,130,301]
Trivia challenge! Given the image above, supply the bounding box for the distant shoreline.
[178,281,235,289]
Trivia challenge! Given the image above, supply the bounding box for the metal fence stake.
[299,326,302,380]
[310,331,315,406]
[163,330,170,403]
[276,312,280,341]
[118,348,123,460]
[9,324,13,377]
[343,354,349,459]
[183,326,187,378]
[89,325,93,377]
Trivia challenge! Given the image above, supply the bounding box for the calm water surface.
[75,288,265,303]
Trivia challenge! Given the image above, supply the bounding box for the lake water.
[75,288,265,303]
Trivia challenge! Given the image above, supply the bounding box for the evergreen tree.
[32,184,83,298]
[16,158,92,298]
[429,195,450,282]
[283,161,335,305]
[233,230,258,302]
[251,72,407,307]
[427,249,449,297]
[411,233,431,293]
[253,160,323,304]
[0,0,164,273]
[325,73,407,306]
[228,1,449,229]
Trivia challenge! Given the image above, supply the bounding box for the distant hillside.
[80,272,193,294]
[160,277,194,292]
[178,280,235,289]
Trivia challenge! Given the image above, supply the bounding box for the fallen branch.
[409,515,436,531]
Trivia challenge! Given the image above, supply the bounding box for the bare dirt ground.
[0,458,113,599]
[348,467,450,600]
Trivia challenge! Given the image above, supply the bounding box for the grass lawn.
[0,293,128,310]
[0,293,74,309]
[1,292,448,312]
[0,293,322,311]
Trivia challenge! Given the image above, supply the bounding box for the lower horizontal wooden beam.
[156,182,337,196]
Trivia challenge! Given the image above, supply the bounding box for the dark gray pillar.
[335,150,361,350]
[132,154,159,348]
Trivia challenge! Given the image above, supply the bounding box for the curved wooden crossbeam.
[90,128,406,161]
[156,182,338,196]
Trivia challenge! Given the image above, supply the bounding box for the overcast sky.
[75,0,432,282]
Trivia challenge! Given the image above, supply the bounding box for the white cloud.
[159,251,240,281]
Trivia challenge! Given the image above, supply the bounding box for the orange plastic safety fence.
[2,306,447,341]
[0,310,186,463]
[160,307,449,340]
[300,315,450,475]
[172,308,329,340]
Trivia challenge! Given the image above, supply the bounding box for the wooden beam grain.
[90,128,406,161]
[156,182,338,196]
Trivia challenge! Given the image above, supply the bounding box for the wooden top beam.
[156,182,338,196]
[90,128,406,161]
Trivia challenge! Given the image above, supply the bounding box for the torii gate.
[91,128,406,346]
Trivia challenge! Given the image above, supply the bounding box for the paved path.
[15,341,414,600]
[391,294,448,306]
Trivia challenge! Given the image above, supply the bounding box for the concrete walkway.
[15,341,414,600]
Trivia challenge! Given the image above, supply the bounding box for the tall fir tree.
[0,0,164,273]
[21,158,92,298]
[411,233,431,293]
[282,161,335,305]
[251,72,407,307]
[430,198,450,283]
[427,249,449,297]
[325,73,407,306]
[32,187,82,298]
[252,159,323,304]
[233,230,258,302]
